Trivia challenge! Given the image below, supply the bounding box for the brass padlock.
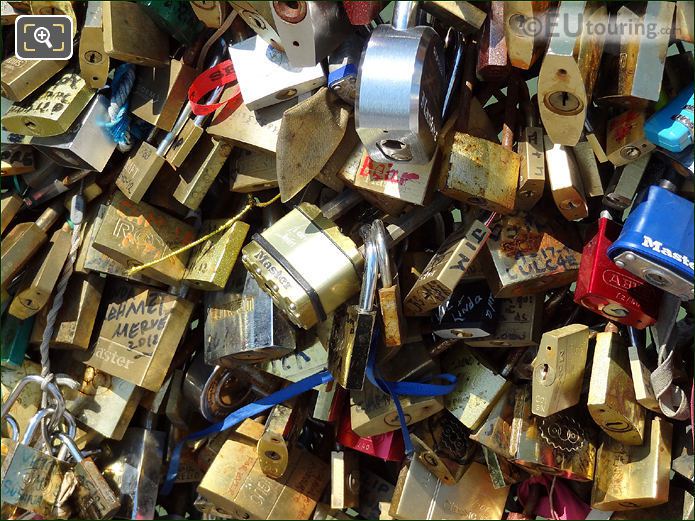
[116,139,168,203]
[259,332,327,382]
[537,2,607,146]
[1,200,63,289]
[91,192,196,286]
[587,331,646,445]
[544,135,588,221]
[466,295,543,348]
[79,2,110,89]
[504,1,550,70]
[512,385,597,481]
[591,417,672,511]
[469,385,516,460]
[230,149,279,193]
[389,460,509,520]
[103,1,169,66]
[0,192,22,234]
[82,281,194,391]
[605,110,656,167]
[0,56,68,102]
[531,324,590,417]
[443,346,509,431]
[257,401,308,479]
[373,219,406,350]
[516,87,546,211]
[173,136,233,210]
[2,71,95,137]
[480,209,582,297]
[8,225,72,319]
[404,218,490,316]
[330,450,360,510]
[130,59,197,132]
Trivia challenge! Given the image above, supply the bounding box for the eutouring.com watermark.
[510,11,672,42]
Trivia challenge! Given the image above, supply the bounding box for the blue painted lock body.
[607,185,694,300]
[644,85,694,153]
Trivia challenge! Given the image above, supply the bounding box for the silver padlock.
[270,1,351,68]
[355,1,445,165]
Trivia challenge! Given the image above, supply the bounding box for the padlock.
[476,2,510,82]
[573,137,604,198]
[389,460,509,520]
[191,0,230,28]
[102,1,169,66]
[469,385,516,460]
[330,450,360,510]
[512,385,597,481]
[0,192,22,234]
[139,0,205,47]
[130,59,197,132]
[230,149,279,193]
[259,331,328,382]
[258,399,309,478]
[420,1,486,36]
[0,144,33,176]
[544,135,589,221]
[410,409,477,485]
[504,2,550,70]
[0,1,23,24]
[0,55,68,102]
[405,219,491,316]
[1,315,33,369]
[1,414,20,482]
[229,1,284,51]
[28,1,76,33]
[205,266,297,365]
[100,416,166,520]
[184,219,249,291]
[606,110,656,167]
[431,279,497,339]
[482,446,528,490]
[372,219,405,350]
[645,85,694,153]
[270,1,350,68]
[51,432,121,519]
[443,346,508,431]
[1,199,63,289]
[31,94,117,172]
[595,3,675,108]
[591,417,673,511]
[327,33,364,105]
[2,70,95,137]
[1,363,44,440]
[627,330,661,414]
[607,177,694,301]
[537,2,607,146]
[356,1,444,165]
[516,86,546,211]
[91,192,197,286]
[480,209,582,297]
[587,330,646,446]
[603,153,651,210]
[438,60,520,214]
[328,226,377,390]
[584,105,609,164]
[531,323,590,417]
[1,408,70,516]
[230,35,326,112]
[466,295,543,348]
[78,2,110,89]
[8,224,71,319]
[337,408,404,462]
[574,215,661,328]
[82,280,194,391]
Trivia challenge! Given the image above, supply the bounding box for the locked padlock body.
[606,110,656,167]
[103,1,169,66]
[328,302,375,390]
[356,21,445,165]
[229,1,284,51]
[603,153,650,210]
[116,141,166,203]
[544,136,588,221]
[608,185,694,301]
[645,85,694,153]
[242,202,362,329]
[504,1,550,70]
[467,295,543,348]
[575,217,661,328]
[432,280,497,340]
[330,450,360,509]
[79,2,110,89]
[0,56,67,102]
[173,137,233,210]
[516,125,546,211]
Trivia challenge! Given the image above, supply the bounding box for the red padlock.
[336,407,404,462]
[343,1,383,25]
[574,216,660,329]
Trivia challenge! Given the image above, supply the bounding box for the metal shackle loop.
[2,414,20,441]
[371,219,393,289]
[1,375,66,429]
[359,224,379,313]
[51,431,83,463]
[392,1,417,31]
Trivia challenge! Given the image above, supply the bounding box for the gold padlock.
[516,87,545,211]
[91,192,196,286]
[0,192,23,233]
[102,1,169,66]
[544,135,588,221]
[537,2,607,146]
[588,331,646,445]
[0,56,68,102]
[330,450,360,510]
[606,110,656,167]
[82,281,194,391]
[173,137,233,210]
[116,139,167,203]
[504,1,550,70]
[467,295,543,348]
[79,2,110,89]
[591,417,673,511]
[2,71,95,137]
[230,149,279,193]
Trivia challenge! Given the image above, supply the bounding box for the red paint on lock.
[343,1,383,25]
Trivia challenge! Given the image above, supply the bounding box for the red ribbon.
[188,59,241,116]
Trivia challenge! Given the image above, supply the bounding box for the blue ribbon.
[365,326,457,457]
[161,368,334,495]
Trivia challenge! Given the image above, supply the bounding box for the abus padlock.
[574,215,661,328]
[356,0,445,165]
[645,85,694,153]
[270,1,350,68]
[607,178,695,301]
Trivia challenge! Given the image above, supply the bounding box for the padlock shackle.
[1,375,66,429]
[2,414,20,441]
[51,431,83,463]
[359,227,379,312]
[371,220,393,288]
[392,1,417,31]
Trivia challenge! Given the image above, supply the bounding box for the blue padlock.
[607,179,694,301]
[644,84,694,153]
